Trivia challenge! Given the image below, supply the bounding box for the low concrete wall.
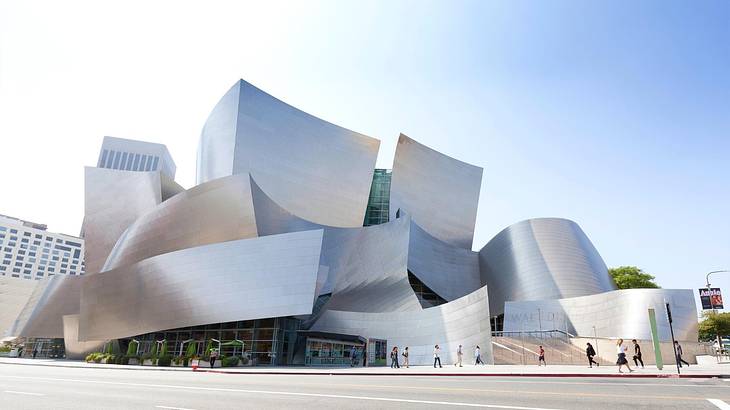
[571,337,710,366]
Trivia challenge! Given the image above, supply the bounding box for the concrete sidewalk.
[2,357,729,378]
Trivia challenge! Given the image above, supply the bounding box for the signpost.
[666,303,680,375]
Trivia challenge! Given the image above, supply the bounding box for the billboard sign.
[699,288,723,310]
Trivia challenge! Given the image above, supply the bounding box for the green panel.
[648,308,663,370]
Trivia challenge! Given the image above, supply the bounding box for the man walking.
[350,346,358,367]
[632,339,644,368]
[586,342,599,368]
[538,345,546,366]
[675,341,690,367]
[455,344,463,367]
[402,346,409,368]
[474,345,484,365]
[433,344,442,368]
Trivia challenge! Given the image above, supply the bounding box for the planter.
[128,358,140,365]
[143,359,155,366]
[196,360,221,368]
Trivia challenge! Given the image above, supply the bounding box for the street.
[1,363,730,409]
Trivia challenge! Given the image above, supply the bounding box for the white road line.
[0,375,561,410]
[155,406,197,410]
[463,379,730,388]
[4,390,45,396]
[708,398,730,410]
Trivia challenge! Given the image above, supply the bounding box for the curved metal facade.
[197,80,380,228]
[408,221,481,302]
[62,314,105,360]
[103,174,257,272]
[311,287,493,365]
[0,276,39,337]
[389,134,483,249]
[250,177,420,313]
[503,288,698,341]
[83,167,183,274]
[479,218,616,316]
[7,275,82,338]
[79,230,324,341]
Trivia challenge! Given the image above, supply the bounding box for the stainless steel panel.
[79,230,324,341]
[62,314,105,360]
[408,221,481,301]
[103,174,257,271]
[196,80,380,227]
[250,177,421,312]
[479,218,616,316]
[503,288,698,341]
[0,276,38,336]
[390,134,483,249]
[7,275,83,338]
[311,286,494,365]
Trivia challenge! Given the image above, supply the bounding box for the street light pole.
[705,270,730,358]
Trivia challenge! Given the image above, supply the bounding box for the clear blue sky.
[0,1,727,301]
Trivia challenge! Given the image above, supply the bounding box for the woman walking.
[402,346,409,368]
[390,346,400,368]
[474,345,484,365]
[586,342,599,368]
[616,339,633,373]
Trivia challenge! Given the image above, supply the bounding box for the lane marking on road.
[708,398,730,409]
[0,375,559,409]
[155,406,197,410]
[4,390,45,396]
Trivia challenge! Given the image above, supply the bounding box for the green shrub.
[0,345,12,353]
[240,355,249,365]
[85,353,97,362]
[93,355,103,363]
[157,355,172,367]
[221,356,239,367]
[119,355,130,365]
[126,342,137,356]
[186,342,197,357]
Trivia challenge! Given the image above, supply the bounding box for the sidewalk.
[2,357,729,378]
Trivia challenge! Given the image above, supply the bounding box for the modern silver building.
[4,79,698,364]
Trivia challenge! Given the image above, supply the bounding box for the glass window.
[140,155,148,171]
[120,152,129,170]
[145,155,154,171]
[10,229,17,234]
[152,156,160,171]
[112,151,121,169]
[99,149,109,167]
[105,150,115,168]
[133,153,141,170]
[23,232,31,237]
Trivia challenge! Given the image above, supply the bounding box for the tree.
[698,311,730,341]
[608,266,660,289]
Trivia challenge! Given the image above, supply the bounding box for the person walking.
[455,344,463,367]
[390,346,400,369]
[586,342,599,368]
[616,339,633,373]
[433,344,442,368]
[402,346,409,368]
[474,345,484,365]
[32,348,38,359]
[209,348,219,368]
[675,341,690,367]
[538,345,546,366]
[350,346,357,367]
[632,339,644,368]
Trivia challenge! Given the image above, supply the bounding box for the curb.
[2,361,726,379]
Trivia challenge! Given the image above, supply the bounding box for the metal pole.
[704,270,729,359]
[666,302,680,375]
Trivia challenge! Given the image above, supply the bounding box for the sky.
[0,0,728,308]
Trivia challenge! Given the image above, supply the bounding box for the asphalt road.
[1,364,730,409]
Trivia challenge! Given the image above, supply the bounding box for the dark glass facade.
[363,169,391,226]
[408,271,447,308]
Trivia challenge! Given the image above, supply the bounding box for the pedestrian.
[632,339,644,368]
[209,348,219,368]
[616,339,633,373]
[455,344,463,367]
[402,346,409,368]
[433,344,442,368]
[538,345,546,366]
[674,341,690,367]
[474,345,484,365]
[390,346,400,369]
[586,342,599,368]
[32,348,38,359]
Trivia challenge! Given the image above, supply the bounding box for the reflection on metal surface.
[390,134,483,249]
[103,174,257,271]
[408,221,481,302]
[250,177,420,312]
[83,167,183,274]
[197,80,380,227]
[7,275,83,338]
[311,286,493,365]
[503,288,698,341]
[479,218,616,316]
[62,314,105,360]
[79,230,324,341]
